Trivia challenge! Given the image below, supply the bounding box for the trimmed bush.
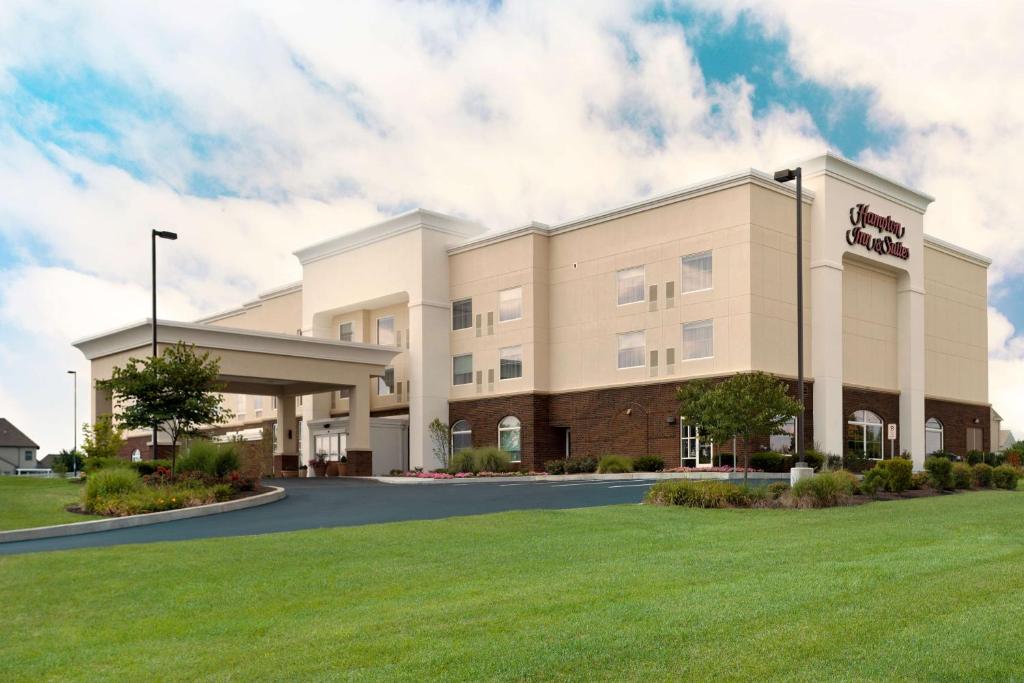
[633,455,665,472]
[992,465,1020,490]
[879,458,913,493]
[645,480,767,508]
[565,457,597,474]
[84,467,140,505]
[544,459,567,475]
[842,451,873,474]
[750,452,788,473]
[860,467,886,496]
[925,456,953,491]
[951,463,973,489]
[788,471,855,508]
[972,463,994,488]
[911,471,930,490]
[802,450,825,471]
[597,455,633,474]
[712,453,735,468]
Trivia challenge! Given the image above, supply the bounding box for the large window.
[452,298,473,330]
[499,345,523,380]
[682,320,713,360]
[926,417,944,455]
[617,331,645,369]
[236,395,246,420]
[681,251,712,293]
[377,316,395,346]
[314,433,345,458]
[680,424,713,466]
[377,367,395,396]
[616,266,645,305]
[498,416,521,462]
[253,396,263,416]
[453,354,473,385]
[499,287,523,322]
[339,322,353,342]
[847,410,883,459]
[451,420,472,453]
[770,416,797,453]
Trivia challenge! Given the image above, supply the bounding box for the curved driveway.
[0,476,657,555]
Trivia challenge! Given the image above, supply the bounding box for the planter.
[311,462,328,478]
[338,462,349,477]
[325,462,340,477]
[281,470,299,479]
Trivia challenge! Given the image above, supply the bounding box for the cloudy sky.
[1,0,1022,456]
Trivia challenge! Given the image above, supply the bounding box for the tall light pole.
[152,229,178,461]
[67,370,77,476]
[773,167,806,468]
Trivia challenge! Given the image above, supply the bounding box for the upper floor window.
[377,367,395,396]
[24,450,33,462]
[616,266,645,305]
[499,345,523,380]
[617,331,645,369]
[339,322,353,342]
[453,354,473,386]
[681,251,712,293]
[236,395,246,419]
[377,316,395,346]
[452,298,473,330]
[682,320,713,360]
[499,287,523,322]
[253,396,263,416]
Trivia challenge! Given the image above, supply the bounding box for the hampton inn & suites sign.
[845,203,910,260]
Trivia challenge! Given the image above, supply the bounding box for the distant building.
[0,418,40,474]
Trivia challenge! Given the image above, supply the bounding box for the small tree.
[81,414,125,460]
[97,342,232,472]
[428,418,452,470]
[677,372,803,482]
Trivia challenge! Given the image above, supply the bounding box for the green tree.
[96,342,232,472]
[428,418,452,470]
[677,372,803,482]
[81,414,125,460]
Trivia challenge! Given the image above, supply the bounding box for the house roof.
[0,418,39,449]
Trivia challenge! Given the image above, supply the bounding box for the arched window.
[847,410,884,459]
[451,420,472,453]
[131,449,142,463]
[498,416,521,462]
[770,416,798,453]
[925,418,944,455]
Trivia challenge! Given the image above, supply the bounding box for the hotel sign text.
[846,203,910,260]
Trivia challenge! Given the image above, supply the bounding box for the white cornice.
[195,281,303,324]
[294,209,486,265]
[448,170,814,255]
[797,151,934,214]
[923,234,992,268]
[73,319,399,366]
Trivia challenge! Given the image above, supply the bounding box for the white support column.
[347,381,371,452]
[811,261,845,457]
[408,301,450,470]
[898,282,927,469]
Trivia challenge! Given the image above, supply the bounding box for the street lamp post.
[151,229,178,461]
[67,370,77,476]
[772,167,807,468]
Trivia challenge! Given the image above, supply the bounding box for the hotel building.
[75,153,994,474]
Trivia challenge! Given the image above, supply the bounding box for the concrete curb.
[0,485,286,544]
[369,472,791,485]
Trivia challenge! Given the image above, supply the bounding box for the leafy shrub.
[176,441,239,477]
[966,450,984,465]
[842,451,872,474]
[972,463,994,488]
[925,456,953,491]
[992,465,1020,490]
[597,455,633,474]
[750,452,788,472]
[712,453,735,468]
[802,450,825,471]
[633,455,665,472]
[766,482,789,500]
[910,471,930,490]
[645,480,766,508]
[951,463,973,489]
[832,469,861,495]
[211,483,234,502]
[879,458,913,493]
[133,459,173,475]
[84,467,140,506]
[860,467,886,496]
[565,457,597,474]
[1005,451,1022,468]
[787,471,855,508]
[544,459,567,475]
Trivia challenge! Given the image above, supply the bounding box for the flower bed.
[392,470,547,479]
[665,466,762,473]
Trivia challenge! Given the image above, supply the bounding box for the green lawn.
[0,477,97,530]
[2,492,1024,681]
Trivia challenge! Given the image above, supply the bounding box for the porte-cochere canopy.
[73,319,399,458]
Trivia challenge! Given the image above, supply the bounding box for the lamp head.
[773,168,798,183]
[67,370,75,375]
[153,230,178,240]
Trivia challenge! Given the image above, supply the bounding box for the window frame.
[339,321,354,342]
[925,417,944,455]
[680,250,713,294]
[499,345,523,380]
[452,298,473,331]
[616,330,646,370]
[680,423,714,467]
[616,265,646,306]
[681,319,714,360]
[376,315,396,346]
[769,416,798,453]
[452,353,474,386]
[847,410,884,460]
[498,287,523,323]
[451,420,472,453]
[498,415,522,463]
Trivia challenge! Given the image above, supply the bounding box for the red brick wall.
[924,398,991,457]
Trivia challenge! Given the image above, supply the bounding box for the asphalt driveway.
[0,476,658,555]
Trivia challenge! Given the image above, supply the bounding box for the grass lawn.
[0,477,97,530]
[2,491,1024,681]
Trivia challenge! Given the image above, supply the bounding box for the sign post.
[887,423,898,459]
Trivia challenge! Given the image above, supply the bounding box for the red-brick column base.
[346,450,373,476]
[273,454,299,474]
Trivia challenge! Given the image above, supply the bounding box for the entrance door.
[681,424,713,468]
